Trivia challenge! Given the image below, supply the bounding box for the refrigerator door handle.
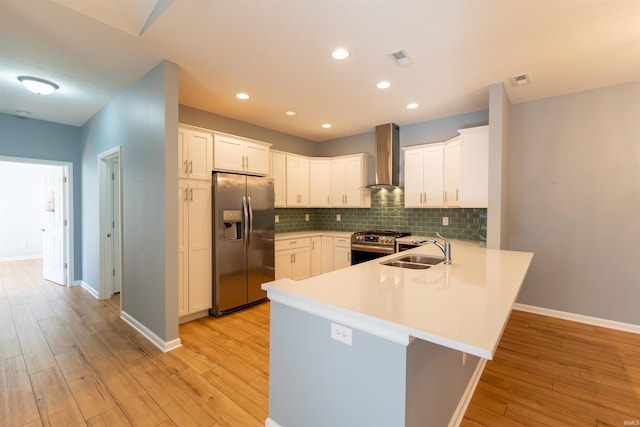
[247,196,254,251]
[242,196,249,252]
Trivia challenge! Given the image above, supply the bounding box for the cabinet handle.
[190,188,193,201]
[419,192,423,204]
[185,187,189,201]
[445,191,448,202]
[189,160,193,174]
[292,253,296,263]
[246,156,249,170]
[327,195,330,204]
[183,161,189,174]
[312,241,315,250]
[345,194,347,204]
[456,188,459,201]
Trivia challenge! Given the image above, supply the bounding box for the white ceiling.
[1,0,638,142]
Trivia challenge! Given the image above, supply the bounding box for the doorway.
[0,158,73,286]
[98,147,123,300]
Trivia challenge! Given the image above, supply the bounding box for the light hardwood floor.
[1,259,639,426]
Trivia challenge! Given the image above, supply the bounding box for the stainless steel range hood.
[366,123,400,189]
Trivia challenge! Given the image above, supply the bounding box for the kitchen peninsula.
[262,239,533,427]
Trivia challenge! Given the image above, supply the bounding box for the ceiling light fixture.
[406,103,419,109]
[376,81,391,89]
[284,110,297,116]
[331,48,350,60]
[235,92,250,100]
[17,76,59,95]
[321,123,332,129]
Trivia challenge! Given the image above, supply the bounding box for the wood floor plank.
[90,356,169,427]
[30,366,87,426]
[16,325,57,374]
[86,406,132,427]
[0,356,40,426]
[55,349,117,420]
[38,317,78,355]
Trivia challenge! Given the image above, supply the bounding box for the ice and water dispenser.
[223,210,242,241]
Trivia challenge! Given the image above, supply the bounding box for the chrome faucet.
[413,233,452,264]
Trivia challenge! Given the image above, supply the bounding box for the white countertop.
[275,230,353,240]
[263,239,533,359]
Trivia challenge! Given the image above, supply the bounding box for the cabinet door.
[403,148,424,207]
[178,130,188,179]
[271,152,287,207]
[310,237,322,276]
[187,180,212,313]
[214,135,245,172]
[178,179,189,316]
[344,156,363,207]
[444,138,461,207]
[291,247,311,280]
[330,158,346,206]
[309,159,331,207]
[188,131,213,180]
[423,144,445,207]
[286,155,309,207]
[459,125,489,208]
[333,245,351,270]
[245,141,270,175]
[275,250,292,280]
[321,236,334,274]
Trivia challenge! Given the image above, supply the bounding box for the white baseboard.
[79,280,99,299]
[448,358,487,427]
[265,417,283,427]
[120,310,182,353]
[0,255,42,262]
[513,303,640,335]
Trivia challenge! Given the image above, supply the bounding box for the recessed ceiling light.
[331,48,350,60]
[321,123,332,129]
[376,81,392,89]
[17,76,59,95]
[284,110,297,116]
[406,103,419,109]
[235,92,250,100]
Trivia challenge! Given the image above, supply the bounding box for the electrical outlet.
[305,214,309,222]
[336,214,341,222]
[331,322,352,345]
[442,216,449,226]
[275,215,279,223]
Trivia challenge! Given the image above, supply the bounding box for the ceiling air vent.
[389,49,413,66]
[510,73,532,86]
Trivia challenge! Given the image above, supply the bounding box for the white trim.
[513,303,640,335]
[79,280,99,299]
[448,358,487,427]
[120,310,182,353]
[178,309,210,324]
[265,417,283,427]
[0,255,42,262]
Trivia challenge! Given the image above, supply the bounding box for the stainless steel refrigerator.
[211,172,274,316]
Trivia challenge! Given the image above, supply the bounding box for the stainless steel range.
[351,230,411,265]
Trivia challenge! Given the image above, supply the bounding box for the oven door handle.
[350,244,395,254]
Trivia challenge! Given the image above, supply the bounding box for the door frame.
[98,146,123,301]
[0,156,74,286]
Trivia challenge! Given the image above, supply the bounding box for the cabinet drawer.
[275,237,311,251]
[333,237,351,248]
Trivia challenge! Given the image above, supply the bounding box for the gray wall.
[0,114,82,277]
[80,61,179,342]
[179,105,317,156]
[510,81,640,325]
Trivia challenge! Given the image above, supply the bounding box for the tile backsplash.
[275,189,487,241]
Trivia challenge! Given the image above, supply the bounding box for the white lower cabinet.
[321,236,334,274]
[275,237,311,280]
[310,236,322,277]
[332,237,351,270]
[178,179,212,317]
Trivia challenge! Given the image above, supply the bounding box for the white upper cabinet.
[270,151,287,208]
[457,125,489,208]
[214,134,271,176]
[403,144,444,207]
[403,125,489,209]
[330,154,371,208]
[286,154,310,207]
[178,127,213,181]
[309,158,331,207]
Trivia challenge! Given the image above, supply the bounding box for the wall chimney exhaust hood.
[366,123,400,189]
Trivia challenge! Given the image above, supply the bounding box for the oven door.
[351,243,394,265]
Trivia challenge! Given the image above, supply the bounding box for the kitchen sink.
[396,255,444,265]
[381,260,431,270]
[380,254,444,270]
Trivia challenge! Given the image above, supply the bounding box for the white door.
[42,166,65,285]
[109,160,122,293]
